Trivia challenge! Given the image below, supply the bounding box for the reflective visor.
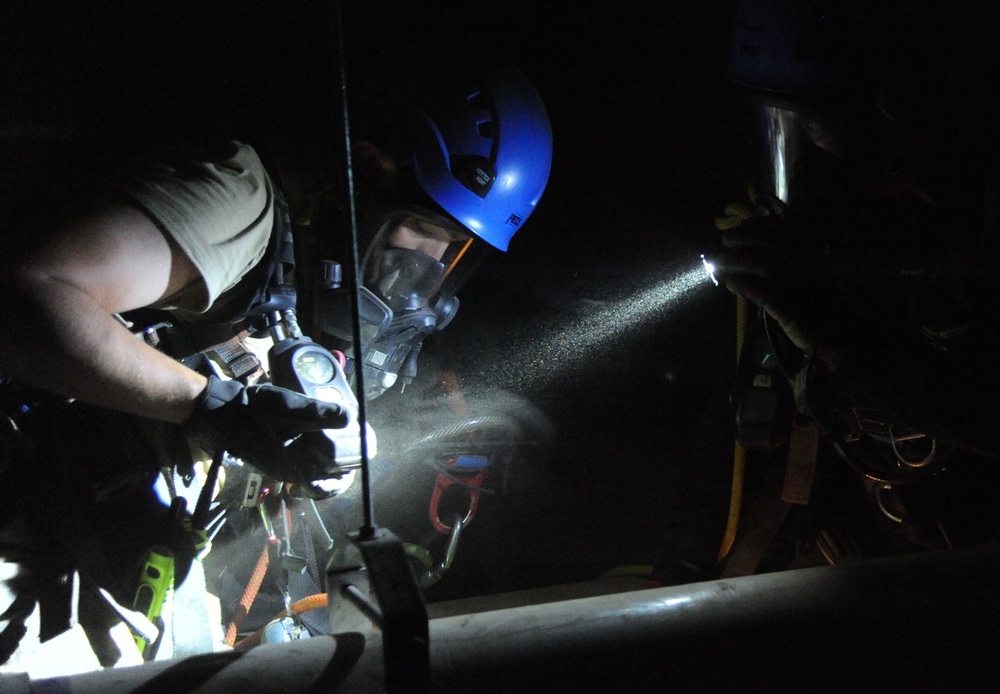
[759,104,805,207]
[755,102,862,209]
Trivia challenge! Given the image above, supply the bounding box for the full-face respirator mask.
[314,206,490,399]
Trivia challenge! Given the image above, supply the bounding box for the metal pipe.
[15,636,364,694]
[14,545,998,693]
[356,543,1000,692]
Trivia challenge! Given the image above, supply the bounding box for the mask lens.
[364,212,478,308]
[375,248,445,311]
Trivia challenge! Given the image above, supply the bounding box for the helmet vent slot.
[467,90,492,111]
[477,121,494,139]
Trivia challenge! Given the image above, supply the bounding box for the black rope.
[329,0,375,540]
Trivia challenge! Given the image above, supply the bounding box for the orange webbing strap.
[438,370,470,418]
[223,545,270,646]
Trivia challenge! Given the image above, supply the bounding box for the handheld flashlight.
[701,254,719,286]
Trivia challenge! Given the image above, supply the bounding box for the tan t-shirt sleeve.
[115,140,274,313]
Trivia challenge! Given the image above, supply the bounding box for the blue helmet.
[403,58,553,251]
[314,57,553,398]
[728,0,843,102]
[726,0,928,109]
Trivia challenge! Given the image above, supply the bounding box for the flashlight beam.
[468,264,712,394]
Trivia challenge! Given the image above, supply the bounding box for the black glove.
[183,376,350,488]
[715,215,838,352]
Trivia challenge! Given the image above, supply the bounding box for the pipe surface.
[353,544,1000,692]
[11,545,998,693]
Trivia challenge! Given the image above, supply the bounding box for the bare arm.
[0,201,208,424]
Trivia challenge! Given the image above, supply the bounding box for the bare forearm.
[0,275,206,424]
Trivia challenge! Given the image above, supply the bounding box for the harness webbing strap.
[189,333,265,385]
[208,337,265,383]
[719,471,791,578]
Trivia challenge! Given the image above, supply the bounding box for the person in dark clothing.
[682,0,1000,579]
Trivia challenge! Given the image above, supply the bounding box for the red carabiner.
[429,455,488,534]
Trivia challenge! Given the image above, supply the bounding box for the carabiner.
[429,455,488,534]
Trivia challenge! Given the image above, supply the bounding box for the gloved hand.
[714,214,836,353]
[183,376,350,489]
[712,180,769,232]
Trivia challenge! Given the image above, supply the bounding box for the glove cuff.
[182,376,246,453]
[197,375,246,412]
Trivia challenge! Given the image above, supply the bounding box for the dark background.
[2,0,755,595]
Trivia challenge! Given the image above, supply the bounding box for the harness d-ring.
[429,455,488,534]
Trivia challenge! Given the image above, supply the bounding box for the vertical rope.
[224,545,271,646]
[328,0,374,540]
[718,296,749,562]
